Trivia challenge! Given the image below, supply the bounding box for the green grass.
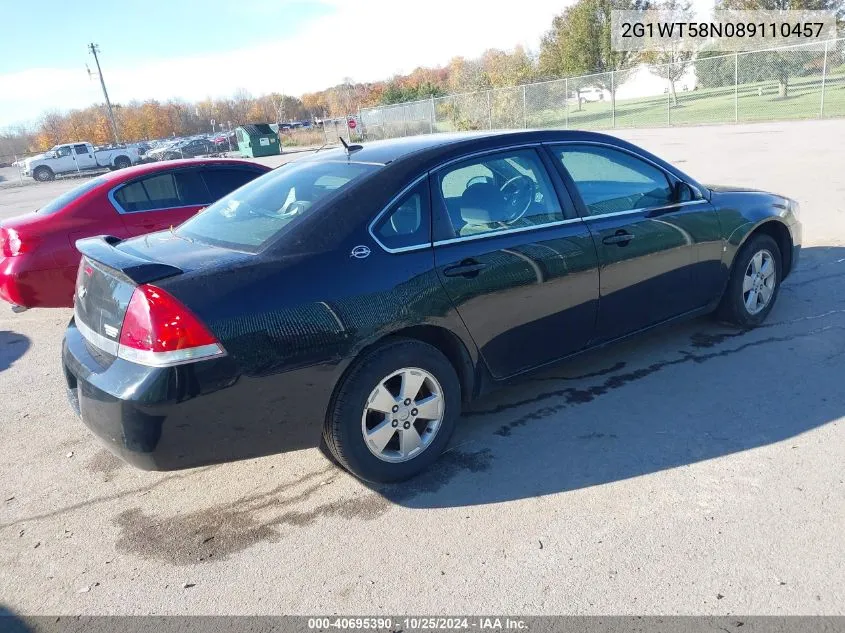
[424,66,845,134]
[536,69,845,130]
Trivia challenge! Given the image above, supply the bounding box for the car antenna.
[339,136,363,157]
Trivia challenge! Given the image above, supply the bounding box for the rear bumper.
[0,258,76,308]
[0,259,28,307]
[62,318,334,470]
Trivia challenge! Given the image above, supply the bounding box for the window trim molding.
[367,174,432,254]
[430,143,543,174]
[432,216,584,247]
[581,199,710,221]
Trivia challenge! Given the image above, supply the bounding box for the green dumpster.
[235,124,281,158]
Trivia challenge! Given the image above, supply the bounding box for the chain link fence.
[360,37,845,139]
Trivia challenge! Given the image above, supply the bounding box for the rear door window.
[202,168,262,200]
[434,149,564,239]
[114,174,179,212]
[113,170,211,212]
[174,170,211,206]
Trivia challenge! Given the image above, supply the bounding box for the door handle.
[443,260,487,278]
[602,231,635,246]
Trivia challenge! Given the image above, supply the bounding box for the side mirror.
[49,151,58,159]
[674,181,697,203]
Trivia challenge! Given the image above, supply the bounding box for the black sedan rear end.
[63,156,383,470]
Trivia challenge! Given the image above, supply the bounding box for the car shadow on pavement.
[0,606,33,633]
[0,331,30,373]
[373,245,845,509]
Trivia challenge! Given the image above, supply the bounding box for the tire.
[113,156,131,170]
[323,338,461,483]
[33,166,54,182]
[717,233,782,327]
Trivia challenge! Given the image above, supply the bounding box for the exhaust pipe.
[10,304,28,314]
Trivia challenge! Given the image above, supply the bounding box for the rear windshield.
[175,160,378,252]
[37,176,106,216]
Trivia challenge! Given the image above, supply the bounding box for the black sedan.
[161,138,215,160]
[62,130,802,482]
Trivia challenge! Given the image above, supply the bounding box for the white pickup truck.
[22,142,140,182]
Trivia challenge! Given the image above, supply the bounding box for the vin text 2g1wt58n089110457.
[61,130,802,483]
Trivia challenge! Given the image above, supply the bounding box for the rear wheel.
[323,339,461,483]
[114,156,131,169]
[33,166,54,182]
[717,233,782,327]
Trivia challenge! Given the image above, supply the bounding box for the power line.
[87,43,120,144]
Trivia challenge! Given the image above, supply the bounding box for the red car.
[0,158,270,310]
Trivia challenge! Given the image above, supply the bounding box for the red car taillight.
[1,228,31,257]
[117,284,225,367]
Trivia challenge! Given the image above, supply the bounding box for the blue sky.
[1,0,716,128]
[0,0,333,74]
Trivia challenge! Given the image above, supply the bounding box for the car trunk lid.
[73,233,250,358]
[73,236,184,356]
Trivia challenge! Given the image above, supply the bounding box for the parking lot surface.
[1,120,844,615]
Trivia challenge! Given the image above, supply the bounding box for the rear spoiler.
[76,235,183,285]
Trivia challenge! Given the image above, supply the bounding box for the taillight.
[117,284,225,367]
[1,228,28,257]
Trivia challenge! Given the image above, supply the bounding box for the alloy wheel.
[743,248,776,315]
[361,367,444,463]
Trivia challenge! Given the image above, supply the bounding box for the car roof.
[302,129,627,166]
[94,158,269,183]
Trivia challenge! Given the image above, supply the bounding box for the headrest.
[460,182,504,225]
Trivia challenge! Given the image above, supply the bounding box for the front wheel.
[323,339,461,483]
[33,166,54,182]
[717,233,782,327]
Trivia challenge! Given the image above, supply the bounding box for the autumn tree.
[229,89,254,125]
[481,46,536,87]
[447,56,492,92]
[301,91,330,119]
[0,124,37,160]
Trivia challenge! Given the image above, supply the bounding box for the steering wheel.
[499,176,535,223]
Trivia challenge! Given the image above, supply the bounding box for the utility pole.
[87,43,120,144]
